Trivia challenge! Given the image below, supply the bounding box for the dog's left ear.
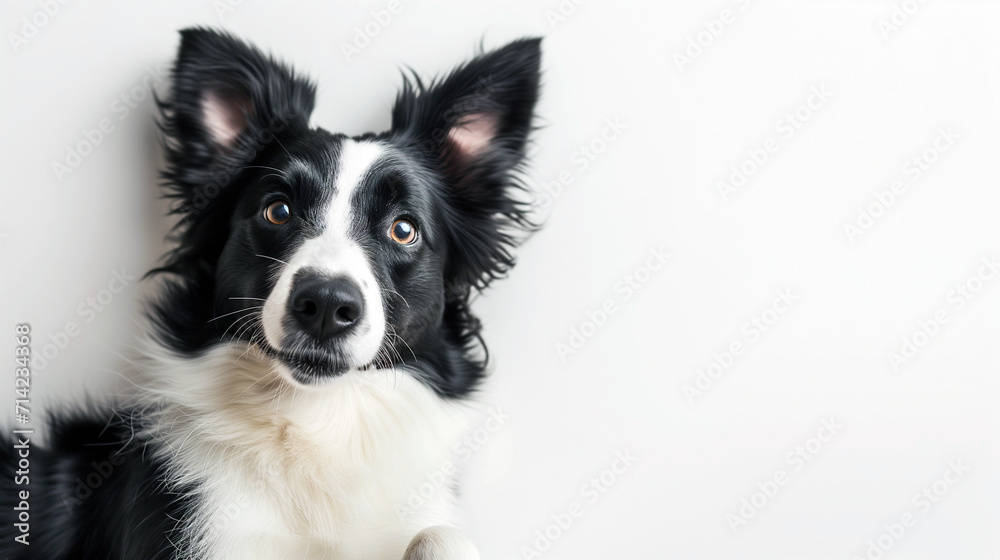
[391,38,542,289]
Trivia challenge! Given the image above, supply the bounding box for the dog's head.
[151,29,540,394]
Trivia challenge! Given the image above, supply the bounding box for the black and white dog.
[2,28,540,559]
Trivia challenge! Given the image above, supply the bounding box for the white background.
[2,1,999,558]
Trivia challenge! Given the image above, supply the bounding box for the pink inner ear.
[447,113,499,159]
[202,90,249,149]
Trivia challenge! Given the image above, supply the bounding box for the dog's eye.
[389,219,417,245]
[264,200,291,225]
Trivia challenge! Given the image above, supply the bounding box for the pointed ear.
[160,28,316,208]
[391,38,540,179]
[390,38,542,289]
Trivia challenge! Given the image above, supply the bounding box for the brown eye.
[389,219,417,245]
[264,200,291,225]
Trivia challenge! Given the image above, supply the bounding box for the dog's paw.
[402,526,480,560]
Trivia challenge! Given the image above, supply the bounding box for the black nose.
[288,274,364,341]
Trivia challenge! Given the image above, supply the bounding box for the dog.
[2,27,540,559]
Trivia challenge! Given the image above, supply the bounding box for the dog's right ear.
[160,28,315,211]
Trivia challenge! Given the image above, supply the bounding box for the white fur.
[261,139,387,382]
[134,337,474,560]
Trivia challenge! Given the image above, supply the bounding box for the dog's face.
[153,29,539,394]
[216,136,426,383]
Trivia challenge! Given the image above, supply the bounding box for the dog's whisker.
[381,287,411,309]
[208,306,263,323]
[271,134,294,161]
[255,253,290,266]
[223,312,254,344]
[390,329,418,364]
[219,309,259,341]
[258,173,286,185]
[228,165,287,177]
[232,313,262,344]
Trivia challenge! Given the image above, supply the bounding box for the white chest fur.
[135,343,468,560]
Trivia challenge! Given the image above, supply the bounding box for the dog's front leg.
[402,526,480,560]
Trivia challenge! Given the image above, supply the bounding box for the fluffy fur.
[1,28,540,559]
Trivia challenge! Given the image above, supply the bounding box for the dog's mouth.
[257,342,372,382]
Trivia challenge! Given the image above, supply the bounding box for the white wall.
[2,1,999,558]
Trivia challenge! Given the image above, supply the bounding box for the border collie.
[2,28,540,559]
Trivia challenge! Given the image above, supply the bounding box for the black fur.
[1,28,540,558]
[1,412,191,559]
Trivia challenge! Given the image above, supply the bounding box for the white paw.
[402,526,480,560]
